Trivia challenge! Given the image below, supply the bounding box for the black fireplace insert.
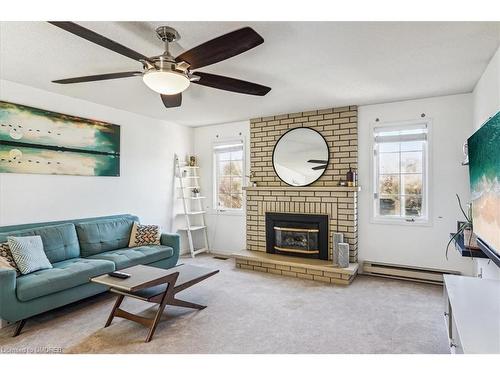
[265,212,328,260]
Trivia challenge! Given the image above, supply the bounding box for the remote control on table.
[108,271,131,279]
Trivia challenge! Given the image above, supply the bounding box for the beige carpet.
[0,255,449,354]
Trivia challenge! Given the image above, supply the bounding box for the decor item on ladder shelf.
[338,243,350,268]
[332,232,344,266]
[174,154,209,258]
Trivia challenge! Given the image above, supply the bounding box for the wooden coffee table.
[91,264,219,342]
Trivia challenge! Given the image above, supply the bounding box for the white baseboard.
[1,318,12,329]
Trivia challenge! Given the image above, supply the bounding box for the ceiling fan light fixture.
[142,70,190,95]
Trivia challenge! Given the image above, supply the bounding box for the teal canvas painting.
[0,101,120,176]
[468,111,500,255]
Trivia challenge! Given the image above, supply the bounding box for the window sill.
[370,217,432,227]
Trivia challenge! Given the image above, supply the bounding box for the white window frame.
[212,137,246,214]
[370,118,432,226]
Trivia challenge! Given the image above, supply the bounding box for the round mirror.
[272,128,329,186]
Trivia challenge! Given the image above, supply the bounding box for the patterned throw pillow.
[0,242,21,276]
[128,222,161,247]
[7,235,53,275]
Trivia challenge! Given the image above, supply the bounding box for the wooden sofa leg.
[13,319,26,337]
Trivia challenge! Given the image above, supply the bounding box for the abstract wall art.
[0,101,120,176]
[468,111,500,257]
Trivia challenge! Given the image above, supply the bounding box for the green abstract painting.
[0,101,120,176]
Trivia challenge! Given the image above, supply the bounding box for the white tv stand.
[443,275,500,353]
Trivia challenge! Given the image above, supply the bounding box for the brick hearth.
[234,250,358,285]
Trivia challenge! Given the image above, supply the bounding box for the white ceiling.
[1,21,499,127]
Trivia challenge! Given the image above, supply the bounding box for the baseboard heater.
[362,261,460,285]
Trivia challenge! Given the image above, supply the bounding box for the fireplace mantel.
[243,186,361,192]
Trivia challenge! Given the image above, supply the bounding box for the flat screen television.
[467,111,500,267]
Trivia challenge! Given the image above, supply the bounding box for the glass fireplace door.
[273,226,319,255]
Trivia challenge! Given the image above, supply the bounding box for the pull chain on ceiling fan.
[48,22,271,109]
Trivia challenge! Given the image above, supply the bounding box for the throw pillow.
[0,242,21,276]
[128,222,161,247]
[7,235,53,275]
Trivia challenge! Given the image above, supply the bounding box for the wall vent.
[362,261,460,285]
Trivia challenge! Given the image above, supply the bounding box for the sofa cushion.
[8,235,52,275]
[76,218,135,257]
[0,223,80,264]
[87,245,173,270]
[16,258,115,302]
[0,242,20,276]
[128,222,161,247]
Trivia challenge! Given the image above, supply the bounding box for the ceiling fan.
[48,22,271,108]
[308,159,328,170]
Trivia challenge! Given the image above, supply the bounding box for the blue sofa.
[0,214,180,336]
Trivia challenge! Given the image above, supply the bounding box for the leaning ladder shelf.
[175,154,210,258]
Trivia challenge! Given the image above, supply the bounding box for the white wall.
[473,47,500,129]
[0,80,193,252]
[193,120,250,254]
[471,45,500,280]
[358,94,475,275]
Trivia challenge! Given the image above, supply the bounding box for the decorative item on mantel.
[246,171,257,187]
[338,168,357,187]
[189,155,197,167]
[332,232,343,266]
[346,167,357,187]
[338,243,350,268]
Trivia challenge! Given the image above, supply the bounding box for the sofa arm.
[160,233,180,256]
[0,268,17,319]
[0,267,16,291]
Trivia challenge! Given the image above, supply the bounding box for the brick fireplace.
[234,106,359,285]
[246,186,358,262]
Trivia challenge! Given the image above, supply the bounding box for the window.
[213,140,244,210]
[373,121,429,223]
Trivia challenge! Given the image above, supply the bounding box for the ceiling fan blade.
[52,71,143,84]
[193,72,271,96]
[48,22,152,64]
[307,159,328,164]
[176,27,264,70]
[312,165,327,170]
[160,93,182,108]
